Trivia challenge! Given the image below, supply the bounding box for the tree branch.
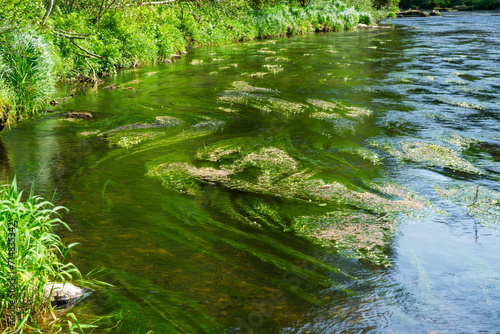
[41,0,54,25]
[70,39,104,59]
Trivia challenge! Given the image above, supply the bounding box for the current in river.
[1,11,499,333]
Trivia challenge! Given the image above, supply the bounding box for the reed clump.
[0,30,58,128]
[0,179,81,332]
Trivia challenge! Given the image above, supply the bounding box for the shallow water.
[1,11,500,333]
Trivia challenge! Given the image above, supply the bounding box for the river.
[1,11,499,333]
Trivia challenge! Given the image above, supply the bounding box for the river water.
[1,11,499,333]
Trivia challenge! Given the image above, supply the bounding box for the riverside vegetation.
[0,0,394,129]
[0,178,108,332]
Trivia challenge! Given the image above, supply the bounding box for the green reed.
[0,30,57,126]
[0,178,81,332]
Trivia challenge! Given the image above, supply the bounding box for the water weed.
[376,140,481,174]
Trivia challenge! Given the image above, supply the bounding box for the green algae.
[111,131,164,148]
[435,97,486,110]
[376,140,480,174]
[262,64,284,74]
[441,132,476,150]
[307,98,372,137]
[91,270,226,333]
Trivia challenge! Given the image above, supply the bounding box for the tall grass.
[253,1,373,36]
[0,178,81,331]
[0,30,58,125]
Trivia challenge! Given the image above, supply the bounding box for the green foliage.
[45,0,375,78]
[0,0,43,32]
[400,0,499,9]
[0,30,58,124]
[252,1,374,37]
[0,178,81,331]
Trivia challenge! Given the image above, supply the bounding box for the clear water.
[1,11,499,333]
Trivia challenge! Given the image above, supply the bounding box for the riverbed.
[1,11,499,333]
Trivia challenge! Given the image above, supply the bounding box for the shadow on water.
[0,137,11,181]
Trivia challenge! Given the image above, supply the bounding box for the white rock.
[43,282,87,306]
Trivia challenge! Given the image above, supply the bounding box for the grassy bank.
[0,0,385,128]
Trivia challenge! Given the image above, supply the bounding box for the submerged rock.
[43,282,89,308]
[67,112,93,119]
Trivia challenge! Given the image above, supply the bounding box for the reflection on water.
[0,11,499,333]
[0,138,11,181]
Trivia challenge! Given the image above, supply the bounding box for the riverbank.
[0,0,383,129]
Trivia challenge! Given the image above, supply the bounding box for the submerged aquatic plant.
[434,184,500,227]
[376,140,480,174]
[148,138,426,266]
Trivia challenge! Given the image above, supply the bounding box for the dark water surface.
[1,11,499,333]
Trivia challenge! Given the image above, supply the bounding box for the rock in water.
[66,112,93,119]
[43,282,88,307]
